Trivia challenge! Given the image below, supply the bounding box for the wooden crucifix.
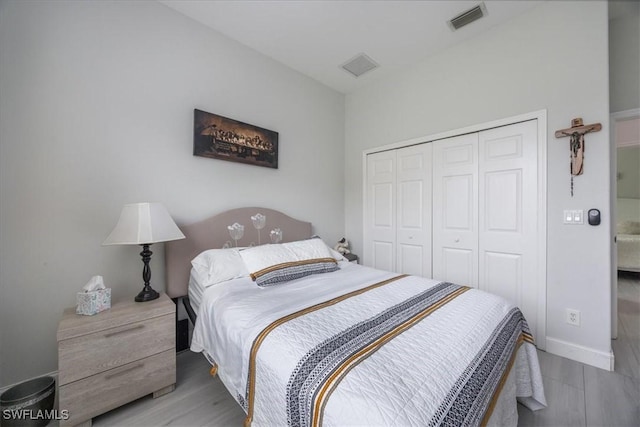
[555,117,602,196]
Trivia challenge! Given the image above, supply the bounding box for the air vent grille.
[341,53,379,78]
[448,2,487,31]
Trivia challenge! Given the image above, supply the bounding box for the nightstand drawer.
[60,349,176,426]
[58,313,174,385]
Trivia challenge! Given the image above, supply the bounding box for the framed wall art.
[193,109,278,169]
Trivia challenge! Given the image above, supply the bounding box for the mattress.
[191,262,546,426]
[187,268,205,315]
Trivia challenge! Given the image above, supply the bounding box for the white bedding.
[187,268,205,314]
[191,262,546,426]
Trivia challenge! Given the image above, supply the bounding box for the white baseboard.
[546,337,614,371]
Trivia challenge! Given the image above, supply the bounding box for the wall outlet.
[566,308,581,326]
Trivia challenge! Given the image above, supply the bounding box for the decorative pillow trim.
[252,258,339,287]
[251,257,337,279]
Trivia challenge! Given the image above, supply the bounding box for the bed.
[165,207,546,426]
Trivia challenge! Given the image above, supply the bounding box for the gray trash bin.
[0,376,55,427]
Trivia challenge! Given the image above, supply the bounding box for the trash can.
[0,376,55,427]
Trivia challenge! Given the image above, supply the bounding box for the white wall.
[345,1,611,364]
[609,6,640,113]
[0,0,344,387]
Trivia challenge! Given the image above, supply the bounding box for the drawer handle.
[104,324,144,338]
[105,363,144,380]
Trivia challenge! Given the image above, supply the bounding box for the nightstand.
[57,293,176,426]
[344,253,359,264]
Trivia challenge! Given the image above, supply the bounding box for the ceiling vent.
[341,53,379,78]
[448,2,487,31]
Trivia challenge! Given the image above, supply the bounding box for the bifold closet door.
[478,120,538,339]
[365,150,396,272]
[432,133,479,287]
[396,144,432,277]
[365,144,432,276]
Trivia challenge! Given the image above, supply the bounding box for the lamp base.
[135,244,159,302]
[135,287,159,302]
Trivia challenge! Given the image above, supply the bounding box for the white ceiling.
[159,1,547,94]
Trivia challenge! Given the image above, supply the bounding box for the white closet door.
[478,120,538,338]
[396,144,432,277]
[432,134,479,287]
[365,150,396,272]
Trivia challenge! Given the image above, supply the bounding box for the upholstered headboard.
[164,207,312,298]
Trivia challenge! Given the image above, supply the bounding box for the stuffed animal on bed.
[334,238,351,255]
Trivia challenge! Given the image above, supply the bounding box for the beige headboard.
[164,207,312,298]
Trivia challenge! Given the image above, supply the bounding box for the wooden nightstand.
[57,293,176,427]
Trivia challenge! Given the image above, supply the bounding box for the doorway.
[610,108,640,341]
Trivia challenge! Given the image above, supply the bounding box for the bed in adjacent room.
[165,207,546,426]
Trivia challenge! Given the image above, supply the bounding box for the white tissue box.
[76,288,111,316]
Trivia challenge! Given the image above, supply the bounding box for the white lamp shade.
[103,202,185,245]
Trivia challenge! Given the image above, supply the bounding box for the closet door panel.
[483,251,521,305]
[373,183,394,227]
[443,175,474,231]
[479,120,538,339]
[396,144,432,277]
[485,170,521,231]
[365,151,397,271]
[441,248,475,285]
[433,134,479,287]
[398,244,424,276]
[372,241,394,272]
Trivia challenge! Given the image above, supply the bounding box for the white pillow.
[191,248,249,287]
[240,238,338,287]
[310,235,346,261]
[330,248,347,262]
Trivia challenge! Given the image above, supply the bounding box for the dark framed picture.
[193,109,278,169]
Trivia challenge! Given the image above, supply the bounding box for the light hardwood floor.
[89,273,639,427]
[518,271,640,427]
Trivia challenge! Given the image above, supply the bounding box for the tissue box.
[76,288,111,316]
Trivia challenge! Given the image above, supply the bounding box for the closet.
[364,119,540,340]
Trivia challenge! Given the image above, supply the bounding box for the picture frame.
[193,109,278,169]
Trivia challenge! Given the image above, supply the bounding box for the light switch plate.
[564,210,573,224]
[564,209,584,225]
[573,210,583,224]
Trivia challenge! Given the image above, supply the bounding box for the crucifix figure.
[555,118,602,196]
[569,130,586,176]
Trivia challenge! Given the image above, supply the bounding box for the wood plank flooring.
[518,271,640,427]
[88,273,639,427]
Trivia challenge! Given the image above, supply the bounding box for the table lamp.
[103,202,185,302]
